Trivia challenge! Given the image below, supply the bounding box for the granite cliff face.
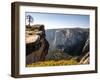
[45,28,89,63]
[26,25,89,65]
[26,25,49,64]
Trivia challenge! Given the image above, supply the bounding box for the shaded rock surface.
[26,25,49,64]
[45,28,89,61]
[78,38,90,64]
[79,52,89,64]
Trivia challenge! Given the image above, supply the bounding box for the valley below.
[26,25,89,67]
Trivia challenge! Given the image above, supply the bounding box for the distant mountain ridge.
[45,28,89,60]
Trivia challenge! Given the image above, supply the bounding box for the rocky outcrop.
[26,25,49,64]
[45,28,89,60]
[78,38,89,64]
[82,38,89,54]
[79,52,89,64]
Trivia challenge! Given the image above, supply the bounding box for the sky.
[25,12,90,30]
